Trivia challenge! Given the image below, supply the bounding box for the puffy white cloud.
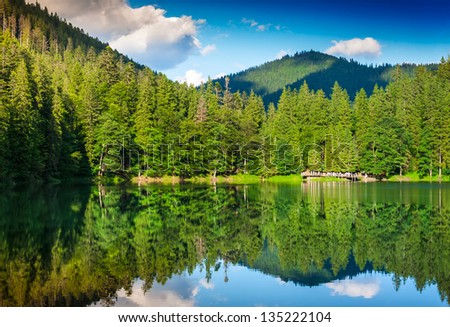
[26,0,206,70]
[326,278,381,299]
[177,69,206,86]
[325,37,382,58]
[200,44,217,56]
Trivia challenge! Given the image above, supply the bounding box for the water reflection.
[326,276,381,299]
[0,182,449,306]
[97,277,198,307]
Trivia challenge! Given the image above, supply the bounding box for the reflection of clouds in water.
[326,277,381,299]
[199,278,215,290]
[94,275,218,307]
[114,277,198,307]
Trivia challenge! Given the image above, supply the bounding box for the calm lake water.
[1,182,449,307]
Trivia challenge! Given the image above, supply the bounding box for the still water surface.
[1,182,449,306]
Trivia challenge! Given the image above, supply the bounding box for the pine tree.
[307,89,329,171]
[260,103,277,176]
[327,82,356,172]
[7,59,43,178]
[134,68,161,176]
[354,88,369,171]
[0,72,8,180]
[79,63,104,171]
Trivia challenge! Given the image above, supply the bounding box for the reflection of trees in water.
[0,184,449,306]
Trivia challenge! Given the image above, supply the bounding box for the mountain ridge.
[213,50,437,104]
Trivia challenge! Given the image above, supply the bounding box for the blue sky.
[30,0,450,85]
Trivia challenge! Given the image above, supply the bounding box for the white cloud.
[200,44,217,56]
[276,49,290,60]
[177,69,206,86]
[242,18,271,32]
[325,37,382,58]
[242,18,259,28]
[26,0,206,70]
[326,278,381,299]
[256,25,268,32]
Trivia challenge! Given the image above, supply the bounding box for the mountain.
[214,50,436,104]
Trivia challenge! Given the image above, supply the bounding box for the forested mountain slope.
[1,0,450,184]
[214,51,436,104]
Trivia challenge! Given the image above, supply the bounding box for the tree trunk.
[430,158,433,178]
[439,151,442,179]
[98,145,108,176]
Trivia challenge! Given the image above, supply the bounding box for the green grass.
[132,174,354,185]
[388,172,450,182]
[221,174,261,184]
[264,175,304,184]
[133,172,450,186]
[132,175,180,184]
[183,174,262,185]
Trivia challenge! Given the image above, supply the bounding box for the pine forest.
[1,0,450,184]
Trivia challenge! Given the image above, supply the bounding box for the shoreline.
[131,173,450,185]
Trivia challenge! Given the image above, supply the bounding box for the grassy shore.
[388,172,450,182]
[88,172,450,186]
[133,174,262,185]
[132,174,357,185]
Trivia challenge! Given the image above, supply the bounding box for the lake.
[0,181,449,307]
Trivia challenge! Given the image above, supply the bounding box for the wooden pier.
[301,171,370,181]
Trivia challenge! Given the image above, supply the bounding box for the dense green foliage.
[1,183,449,306]
[214,50,436,104]
[1,0,449,183]
[0,0,110,53]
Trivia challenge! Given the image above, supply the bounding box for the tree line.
[214,50,406,105]
[1,0,450,183]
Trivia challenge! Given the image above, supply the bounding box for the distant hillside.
[214,50,435,104]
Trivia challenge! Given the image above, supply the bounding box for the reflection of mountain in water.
[244,243,375,287]
[1,183,450,306]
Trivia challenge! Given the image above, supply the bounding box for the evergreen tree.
[7,59,43,178]
[353,88,369,171]
[1,0,450,183]
[327,82,356,172]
